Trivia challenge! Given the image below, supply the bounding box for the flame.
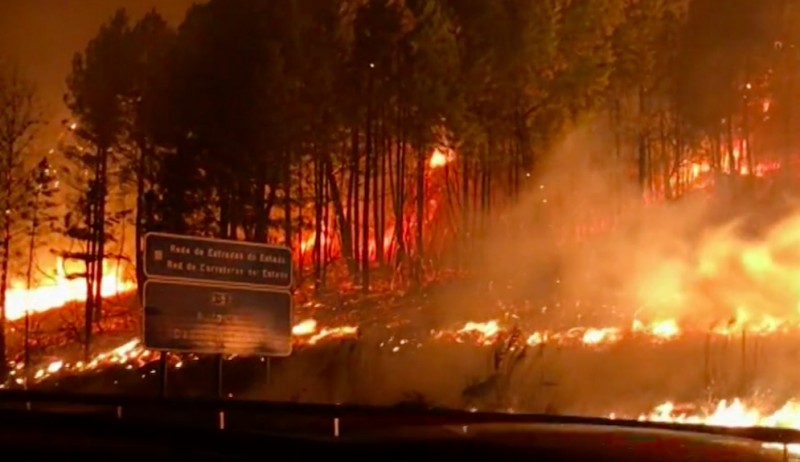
[290,317,359,345]
[6,338,158,386]
[581,327,622,345]
[634,319,681,339]
[625,208,800,330]
[429,148,449,169]
[292,318,318,335]
[5,257,135,322]
[638,398,800,454]
[433,320,502,345]
[3,317,360,386]
[665,139,780,195]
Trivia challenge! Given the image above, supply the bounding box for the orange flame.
[429,148,454,169]
[5,257,135,321]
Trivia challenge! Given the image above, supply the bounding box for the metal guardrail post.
[158,352,168,398]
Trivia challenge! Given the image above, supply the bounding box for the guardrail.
[0,389,799,449]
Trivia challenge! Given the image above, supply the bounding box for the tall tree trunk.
[134,140,150,301]
[727,113,735,174]
[322,168,330,284]
[743,90,754,175]
[314,149,323,293]
[394,127,407,268]
[659,112,670,200]
[362,113,372,292]
[254,166,268,243]
[0,236,7,379]
[83,156,101,361]
[461,148,469,267]
[638,85,648,192]
[283,153,292,249]
[374,114,384,267]
[23,188,41,385]
[350,129,360,269]
[92,145,109,325]
[297,159,304,280]
[414,141,425,285]
[785,45,795,168]
[0,155,12,378]
[322,150,357,278]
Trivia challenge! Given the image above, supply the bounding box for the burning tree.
[122,11,174,296]
[0,61,42,379]
[63,10,136,360]
[18,157,58,381]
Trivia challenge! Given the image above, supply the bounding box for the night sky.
[0,0,198,152]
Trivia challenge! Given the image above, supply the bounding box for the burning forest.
[6,0,800,452]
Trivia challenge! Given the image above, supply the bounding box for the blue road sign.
[144,232,292,289]
[143,280,292,356]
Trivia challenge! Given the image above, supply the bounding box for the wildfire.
[1,317,360,387]
[5,338,159,386]
[425,313,800,350]
[5,257,135,321]
[637,398,800,454]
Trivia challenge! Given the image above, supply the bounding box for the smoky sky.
[0,0,198,153]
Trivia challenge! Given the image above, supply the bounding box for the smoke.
[242,115,800,414]
[475,114,800,329]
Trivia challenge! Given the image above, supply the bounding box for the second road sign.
[143,280,293,356]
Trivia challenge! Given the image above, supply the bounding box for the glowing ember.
[632,319,681,340]
[292,318,318,335]
[432,320,502,345]
[581,327,622,345]
[429,148,455,169]
[459,320,500,338]
[6,338,157,385]
[429,149,448,168]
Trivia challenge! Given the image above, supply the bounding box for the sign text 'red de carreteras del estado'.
[143,232,292,288]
